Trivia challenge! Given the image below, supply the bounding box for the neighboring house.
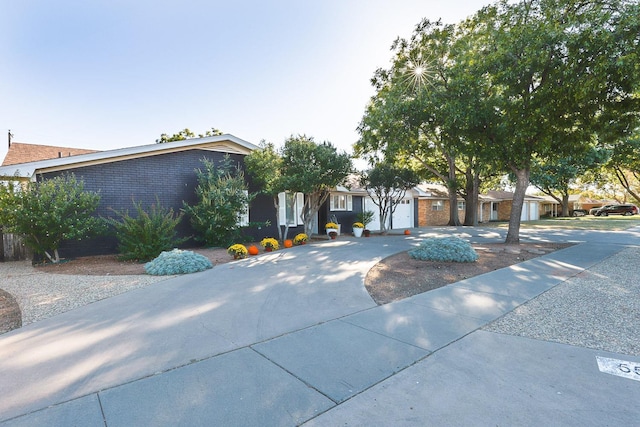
[0,135,283,257]
[1,142,100,166]
[485,191,542,221]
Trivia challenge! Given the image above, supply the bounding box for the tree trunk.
[463,169,480,226]
[445,154,460,226]
[273,196,283,241]
[561,193,570,217]
[505,168,530,244]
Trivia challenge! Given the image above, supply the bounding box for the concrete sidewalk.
[1,227,639,426]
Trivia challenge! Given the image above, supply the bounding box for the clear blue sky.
[0,0,491,161]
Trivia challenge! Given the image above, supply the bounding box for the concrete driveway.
[1,227,639,426]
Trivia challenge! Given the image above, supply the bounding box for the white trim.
[0,134,258,179]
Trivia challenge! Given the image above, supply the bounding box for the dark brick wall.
[40,150,278,257]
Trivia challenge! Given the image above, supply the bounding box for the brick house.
[0,135,287,258]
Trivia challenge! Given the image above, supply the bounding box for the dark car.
[593,204,638,216]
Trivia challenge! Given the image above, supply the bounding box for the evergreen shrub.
[105,198,188,262]
[144,249,213,275]
[408,236,478,262]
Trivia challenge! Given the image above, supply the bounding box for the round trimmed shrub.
[408,236,478,263]
[144,249,213,275]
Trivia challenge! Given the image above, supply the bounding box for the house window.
[238,190,249,226]
[330,194,353,211]
[278,192,304,226]
[457,201,465,211]
[431,201,444,211]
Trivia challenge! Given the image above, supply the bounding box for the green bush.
[0,173,105,263]
[408,236,478,262]
[144,249,213,275]
[183,156,252,247]
[105,198,188,262]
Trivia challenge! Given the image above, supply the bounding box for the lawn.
[489,216,640,231]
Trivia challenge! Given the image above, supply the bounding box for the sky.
[0,0,492,162]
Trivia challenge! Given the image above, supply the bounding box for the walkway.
[0,227,639,426]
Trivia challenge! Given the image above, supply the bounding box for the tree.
[529,146,609,216]
[244,141,288,241]
[465,0,640,242]
[156,127,223,143]
[182,155,251,247]
[605,131,640,203]
[0,174,104,263]
[279,135,352,237]
[355,19,498,227]
[361,163,420,234]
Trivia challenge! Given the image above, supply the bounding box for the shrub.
[0,173,105,263]
[105,198,188,262]
[183,156,252,247]
[408,236,478,262]
[144,249,213,275]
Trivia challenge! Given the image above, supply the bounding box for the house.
[1,142,100,166]
[485,191,542,221]
[0,135,283,257]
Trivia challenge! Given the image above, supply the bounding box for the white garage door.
[392,199,413,229]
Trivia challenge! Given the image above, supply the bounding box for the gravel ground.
[0,261,171,326]
[484,246,640,357]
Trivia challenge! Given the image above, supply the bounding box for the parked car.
[571,209,588,217]
[593,204,638,216]
[590,205,614,215]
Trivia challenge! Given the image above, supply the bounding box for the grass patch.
[487,216,640,231]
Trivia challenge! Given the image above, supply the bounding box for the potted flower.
[325,222,339,236]
[352,222,364,238]
[260,237,279,252]
[227,244,248,259]
[293,233,308,245]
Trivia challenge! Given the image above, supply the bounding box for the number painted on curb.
[596,356,640,382]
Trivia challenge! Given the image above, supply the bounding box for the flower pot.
[326,228,338,236]
[353,228,363,238]
[363,229,371,237]
[265,247,273,252]
[329,231,338,240]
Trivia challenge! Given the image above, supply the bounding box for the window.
[431,200,444,211]
[457,201,465,211]
[278,192,304,226]
[238,190,249,226]
[330,194,353,211]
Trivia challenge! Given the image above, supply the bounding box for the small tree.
[105,198,188,261]
[183,156,251,247]
[0,174,104,263]
[244,141,287,240]
[280,135,352,237]
[361,163,419,234]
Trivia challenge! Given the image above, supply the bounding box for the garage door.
[392,199,413,229]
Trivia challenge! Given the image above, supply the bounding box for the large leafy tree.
[0,174,104,263]
[279,135,352,237]
[244,141,287,241]
[356,19,497,227]
[530,146,609,216]
[465,0,640,242]
[605,130,640,203]
[361,163,420,234]
[156,127,223,143]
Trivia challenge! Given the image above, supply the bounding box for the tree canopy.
[156,127,223,143]
[357,0,640,242]
[280,135,352,237]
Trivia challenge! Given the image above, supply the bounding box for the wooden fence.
[1,229,30,261]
